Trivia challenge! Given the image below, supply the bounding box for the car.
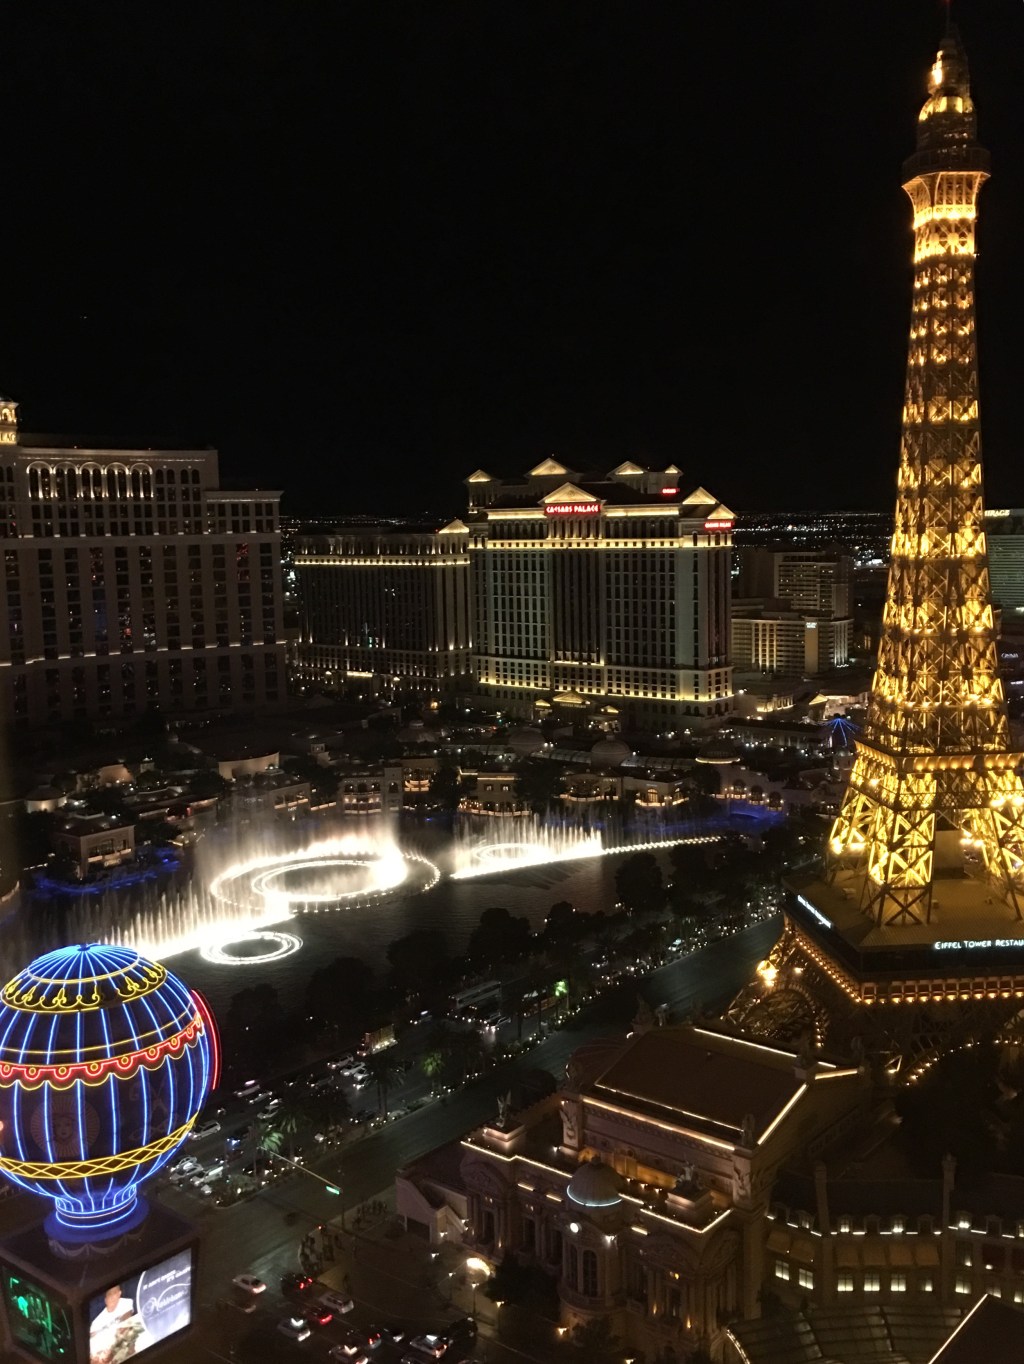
[281,1272,315,1294]
[190,1118,221,1140]
[364,1325,383,1350]
[305,1304,334,1327]
[318,1291,355,1316]
[248,1088,274,1106]
[448,1318,477,1341]
[328,1053,355,1072]
[168,1156,201,1181]
[383,1324,408,1343]
[232,1273,266,1294]
[234,1079,261,1100]
[409,1336,449,1359]
[329,1348,368,1364]
[352,1109,376,1126]
[277,1315,312,1342]
[225,1125,253,1149]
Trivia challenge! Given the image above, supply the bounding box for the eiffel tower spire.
[826,30,1024,927]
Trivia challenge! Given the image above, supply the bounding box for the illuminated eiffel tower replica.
[730,28,1024,1068]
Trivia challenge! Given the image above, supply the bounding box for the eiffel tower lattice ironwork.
[826,29,1024,927]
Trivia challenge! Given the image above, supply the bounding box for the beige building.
[0,398,286,724]
[469,460,734,728]
[397,1023,867,1361]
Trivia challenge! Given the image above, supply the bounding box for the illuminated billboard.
[86,1249,192,1364]
[1,1270,72,1362]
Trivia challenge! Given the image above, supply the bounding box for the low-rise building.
[52,813,136,878]
[396,1023,868,1361]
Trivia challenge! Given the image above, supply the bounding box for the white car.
[192,1161,223,1185]
[190,1118,221,1140]
[318,1291,355,1316]
[234,1079,261,1100]
[168,1156,201,1181]
[329,1347,368,1363]
[277,1316,311,1342]
[232,1273,266,1294]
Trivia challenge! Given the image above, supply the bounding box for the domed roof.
[589,736,632,767]
[567,1158,623,1209]
[505,727,545,756]
[0,944,208,1084]
[696,735,739,764]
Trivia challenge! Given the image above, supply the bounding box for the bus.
[449,979,502,1018]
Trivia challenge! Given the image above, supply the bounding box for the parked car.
[234,1079,261,1100]
[281,1272,315,1294]
[305,1304,334,1327]
[364,1325,384,1350]
[190,1118,221,1140]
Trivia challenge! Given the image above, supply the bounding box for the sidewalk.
[304,1190,566,1363]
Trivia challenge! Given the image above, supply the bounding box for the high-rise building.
[984,508,1024,615]
[731,30,1024,1055]
[732,549,853,676]
[295,460,735,727]
[0,398,286,724]
[293,521,473,697]
[467,460,734,726]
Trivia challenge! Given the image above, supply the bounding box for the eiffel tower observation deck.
[730,28,1024,1061]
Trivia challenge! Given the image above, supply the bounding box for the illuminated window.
[864,1274,880,1293]
[890,1274,907,1293]
[837,1275,854,1293]
[797,1268,814,1290]
[955,1277,972,1295]
[920,1275,933,1293]
[774,1261,790,1282]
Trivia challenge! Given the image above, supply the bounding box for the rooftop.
[589,1025,834,1145]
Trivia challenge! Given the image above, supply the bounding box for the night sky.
[4,1,1024,517]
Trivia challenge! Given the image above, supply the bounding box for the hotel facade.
[295,458,735,729]
[0,398,286,724]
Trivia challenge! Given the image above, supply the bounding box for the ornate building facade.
[0,399,286,724]
[295,458,735,728]
[397,1024,867,1362]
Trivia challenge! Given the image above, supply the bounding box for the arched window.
[567,1245,578,1290]
[582,1250,598,1297]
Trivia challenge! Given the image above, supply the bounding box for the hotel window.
[837,1275,854,1293]
[774,1261,790,1282]
[864,1274,880,1293]
[891,1217,904,1234]
[797,1269,814,1290]
[920,1275,934,1293]
[890,1274,907,1293]
[955,1277,972,1295]
[837,1217,852,1233]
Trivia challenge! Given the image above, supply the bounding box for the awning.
[888,1243,913,1266]
[862,1242,888,1267]
[791,1237,816,1265]
[915,1243,940,1266]
[766,1228,792,1254]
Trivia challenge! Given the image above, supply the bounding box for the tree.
[568,1317,622,1362]
[305,956,374,1033]
[614,852,665,916]
[387,928,450,993]
[515,760,564,812]
[429,758,463,812]
[363,1051,400,1118]
[467,906,532,966]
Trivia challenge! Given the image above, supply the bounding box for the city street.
[152,916,780,1362]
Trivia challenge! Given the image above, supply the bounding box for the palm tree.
[363,1051,400,1119]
